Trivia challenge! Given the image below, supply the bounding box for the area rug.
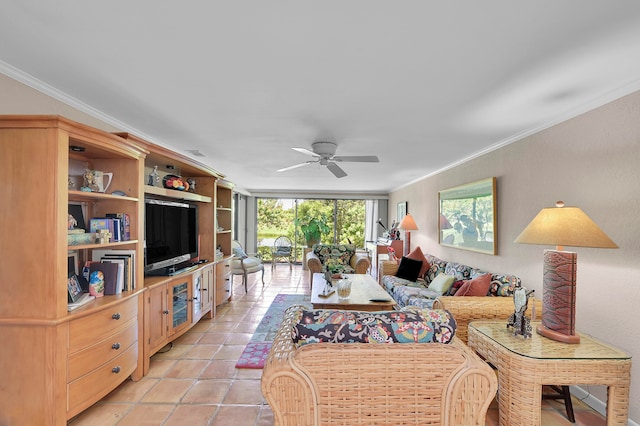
[235,293,310,369]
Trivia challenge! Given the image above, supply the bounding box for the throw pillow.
[292,309,457,347]
[406,246,430,278]
[454,273,493,297]
[395,256,423,282]
[233,246,248,259]
[446,279,465,296]
[428,273,456,295]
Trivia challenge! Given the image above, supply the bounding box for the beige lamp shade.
[514,201,617,249]
[399,213,418,231]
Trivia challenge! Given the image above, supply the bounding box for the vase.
[337,279,351,300]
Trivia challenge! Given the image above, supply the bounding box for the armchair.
[261,305,497,425]
[306,243,370,284]
[230,240,265,293]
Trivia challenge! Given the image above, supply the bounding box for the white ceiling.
[2,1,640,195]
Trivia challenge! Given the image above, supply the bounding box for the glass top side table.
[468,320,631,426]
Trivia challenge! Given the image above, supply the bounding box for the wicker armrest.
[262,306,318,426]
[306,251,322,274]
[350,251,371,274]
[380,260,400,276]
[434,296,543,344]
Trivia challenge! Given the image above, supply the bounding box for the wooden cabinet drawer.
[67,343,138,417]
[68,320,137,382]
[69,297,138,351]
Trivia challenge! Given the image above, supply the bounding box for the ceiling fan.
[277,141,379,178]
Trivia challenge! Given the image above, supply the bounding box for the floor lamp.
[399,213,418,256]
[514,201,617,343]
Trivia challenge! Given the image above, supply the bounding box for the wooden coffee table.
[310,273,396,311]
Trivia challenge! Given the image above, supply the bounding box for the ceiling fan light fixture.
[277,141,378,178]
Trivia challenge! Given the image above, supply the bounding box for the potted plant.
[297,216,330,246]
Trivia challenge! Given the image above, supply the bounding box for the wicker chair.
[261,305,497,426]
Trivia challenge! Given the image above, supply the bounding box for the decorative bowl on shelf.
[163,174,189,191]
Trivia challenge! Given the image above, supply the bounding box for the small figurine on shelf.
[187,178,196,193]
[68,214,78,231]
[148,165,160,186]
[96,229,112,244]
[89,270,105,297]
[81,169,96,192]
[387,246,397,262]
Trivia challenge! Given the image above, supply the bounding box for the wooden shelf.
[144,185,212,203]
[69,189,138,202]
[67,239,139,251]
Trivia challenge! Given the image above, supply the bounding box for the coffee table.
[310,273,396,311]
[468,320,631,426]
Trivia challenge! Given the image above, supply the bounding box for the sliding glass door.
[256,198,366,263]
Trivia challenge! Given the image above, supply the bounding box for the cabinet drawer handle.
[202,288,208,291]
[112,313,121,320]
[112,366,121,374]
[112,343,121,350]
[163,310,169,315]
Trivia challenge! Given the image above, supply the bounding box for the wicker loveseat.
[306,243,370,283]
[381,251,542,343]
[261,305,498,425]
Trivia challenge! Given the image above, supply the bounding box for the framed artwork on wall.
[397,201,407,222]
[438,177,497,255]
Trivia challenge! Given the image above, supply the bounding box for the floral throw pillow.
[292,309,456,347]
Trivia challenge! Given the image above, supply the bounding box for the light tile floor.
[69,263,606,425]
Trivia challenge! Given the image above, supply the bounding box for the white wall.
[389,90,640,422]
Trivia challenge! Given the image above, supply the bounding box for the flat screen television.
[144,199,198,275]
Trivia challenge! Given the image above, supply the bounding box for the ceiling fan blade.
[277,161,313,172]
[333,155,379,163]
[326,162,347,178]
[292,147,319,157]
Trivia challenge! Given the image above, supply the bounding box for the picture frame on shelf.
[67,273,84,303]
[68,251,79,276]
[68,203,87,231]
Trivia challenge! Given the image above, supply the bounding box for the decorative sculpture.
[148,165,160,186]
[507,287,534,338]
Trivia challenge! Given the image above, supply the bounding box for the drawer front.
[67,343,138,417]
[68,320,137,382]
[69,297,138,350]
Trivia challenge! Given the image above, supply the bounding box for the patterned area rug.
[235,293,310,369]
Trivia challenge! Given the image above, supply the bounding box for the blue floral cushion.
[292,309,456,347]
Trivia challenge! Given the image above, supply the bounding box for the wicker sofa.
[306,243,370,283]
[381,252,542,343]
[261,305,498,426]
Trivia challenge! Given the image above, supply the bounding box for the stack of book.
[89,213,131,242]
[83,249,137,294]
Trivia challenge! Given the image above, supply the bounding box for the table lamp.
[514,201,617,343]
[399,213,418,256]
